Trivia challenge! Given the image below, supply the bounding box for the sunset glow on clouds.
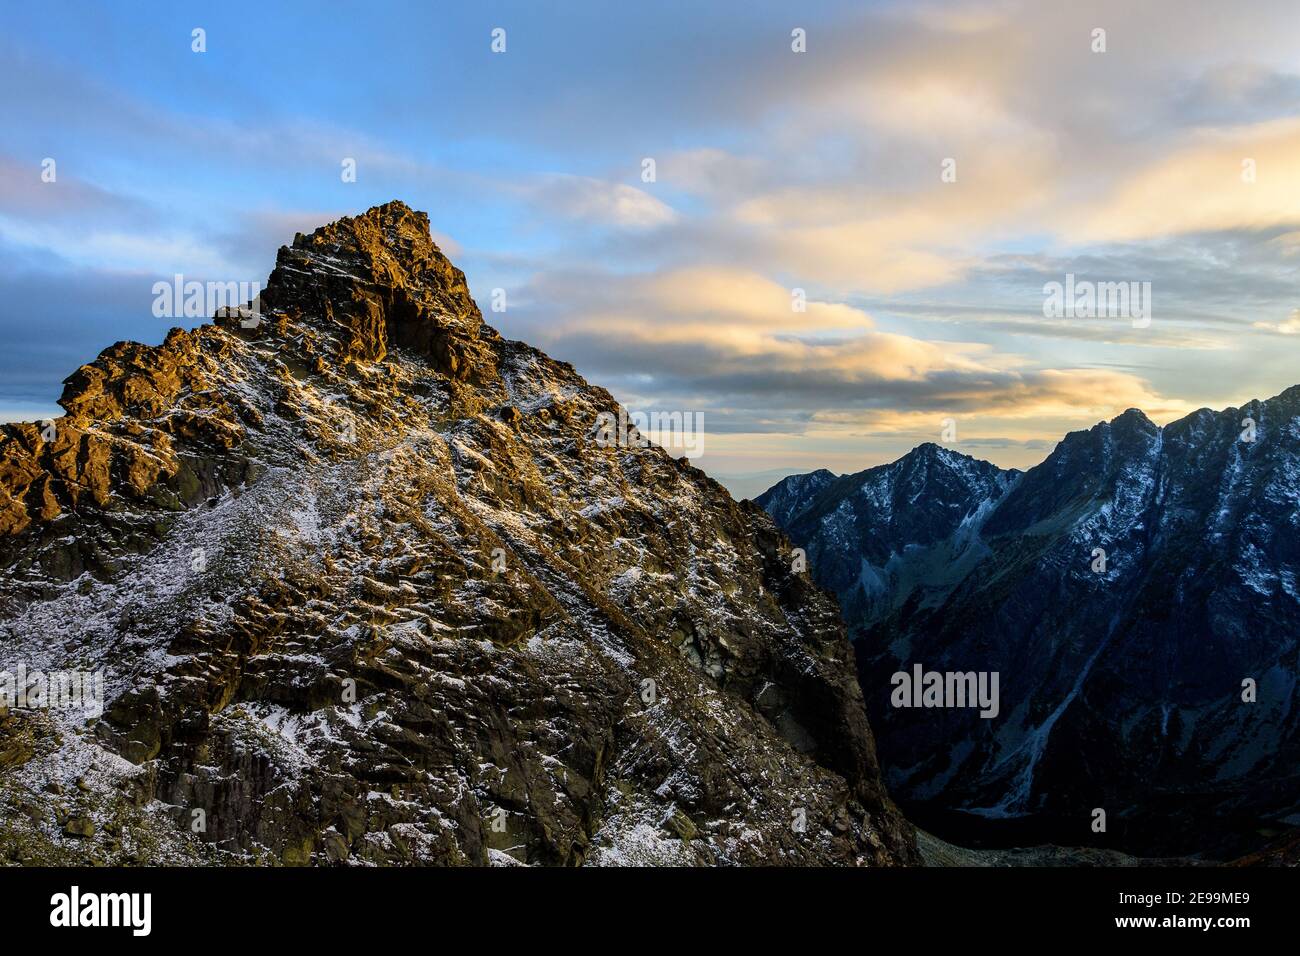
[2,0,1299,492]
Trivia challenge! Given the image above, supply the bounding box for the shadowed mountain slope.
[760,397,1300,858]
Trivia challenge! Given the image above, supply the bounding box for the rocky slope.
[759,400,1300,858]
[0,201,916,866]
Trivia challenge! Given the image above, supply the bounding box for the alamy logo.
[50,886,151,936]
[0,664,103,717]
[890,664,1000,718]
[152,274,263,326]
[1042,273,1151,328]
[594,408,705,457]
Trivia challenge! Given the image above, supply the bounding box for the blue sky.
[3,0,1300,495]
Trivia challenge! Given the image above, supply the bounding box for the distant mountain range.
[758,391,1300,857]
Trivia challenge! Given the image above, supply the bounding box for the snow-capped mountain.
[754,468,837,528]
[760,445,1018,627]
[759,398,1300,857]
[0,202,916,866]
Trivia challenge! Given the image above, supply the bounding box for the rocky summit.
[759,399,1300,859]
[0,201,915,866]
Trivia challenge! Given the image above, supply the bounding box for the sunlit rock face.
[760,400,1300,859]
[0,201,916,867]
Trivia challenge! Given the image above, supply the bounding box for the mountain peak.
[254,200,493,377]
[51,202,499,430]
[0,203,917,866]
[753,468,838,526]
[908,441,963,463]
[291,200,439,275]
[1109,406,1156,430]
[894,441,998,476]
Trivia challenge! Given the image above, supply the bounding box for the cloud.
[1169,63,1300,127]
[525,175,676,229]
[1253,310,1300,335]
[656,148,772,203]
[503,265,1189,451]
[805,367,1191,425]
[0,155,156,227]
[525,266,870,332]
[1078,118,1300,241]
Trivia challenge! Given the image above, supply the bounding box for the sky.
[3,0,1299,498]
